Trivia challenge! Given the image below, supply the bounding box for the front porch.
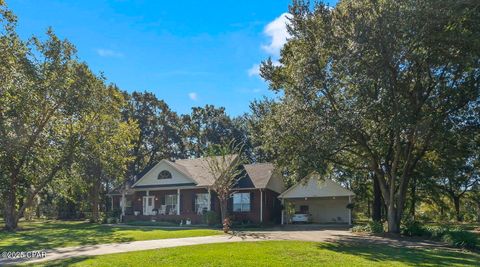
[119,187,216,225]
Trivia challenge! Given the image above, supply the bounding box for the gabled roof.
[128,156,283,191]
[243,163,274,189]
[131,155,239,188]
[131,159,199,188]
[243,163,285,193]
[279,173,355,199]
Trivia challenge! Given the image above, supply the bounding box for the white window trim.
[195,193,209,214]
[233,192,251,212]
[165,194,178,215]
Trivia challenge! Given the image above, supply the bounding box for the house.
[278,173,355,225]
[109,156,285,224]
[109,157,355,225]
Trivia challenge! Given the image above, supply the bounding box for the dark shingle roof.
[243,163,275,189]
[127,156,281,191]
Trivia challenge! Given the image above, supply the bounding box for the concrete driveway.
[238,224,450,249]
[235,224,352,242]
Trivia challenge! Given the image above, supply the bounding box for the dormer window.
[158,170,172,179]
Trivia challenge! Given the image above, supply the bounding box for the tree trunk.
[36,195,41,219]
[453,196,462,222]
[3,189,19,231]
[409,176,416,220]
[367,199,371,218]
[477,201,480,223]
[387,204,400,233]
[91,182,100,223]
[372,177,382,222]
[219,198,229,222]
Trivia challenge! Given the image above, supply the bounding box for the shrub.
[203,211,219,225]
[369,221,384,233]
[351,221,384,234]
[423,225,450,239]
[125,220,177,227]
[351,225,370,233]
[442,230,478,249]
[401,220,426,236]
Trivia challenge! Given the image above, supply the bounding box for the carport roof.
[279,173,355,199]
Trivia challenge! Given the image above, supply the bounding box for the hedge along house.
[278,173,355,225]
[109,156,285,224]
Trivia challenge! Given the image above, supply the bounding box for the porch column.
[348,195,352,225]
[177,188,181,215]
[280,198,285,225]
[121,191,126,217]
[207,188,211,211]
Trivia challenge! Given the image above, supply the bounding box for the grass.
[0,220,221,251]
[124,220,180,227]
[33,241,480,267]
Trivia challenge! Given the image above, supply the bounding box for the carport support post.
[177,188,181,215]
[348,195,352,225]
[260,189,263,223]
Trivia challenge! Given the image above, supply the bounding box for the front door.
[143,196,154,215]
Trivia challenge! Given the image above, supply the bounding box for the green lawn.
[33,241,480,267]
[0,220,221,251]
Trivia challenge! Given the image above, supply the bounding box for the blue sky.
[9,0,336,116]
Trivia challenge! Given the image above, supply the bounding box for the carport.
[279,174,355,225]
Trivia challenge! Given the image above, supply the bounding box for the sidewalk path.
[1,235,262,265]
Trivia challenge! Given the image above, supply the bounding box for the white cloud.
[188,92,198,101]
[261,13,292,55]
[96,49,124,58]
[248,64,260,77]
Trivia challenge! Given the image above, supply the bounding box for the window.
[195,193,209,214]
[233,193,250,212]
[158,170,172,179]
[165,194,177,215]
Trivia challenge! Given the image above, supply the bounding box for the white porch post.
[260,189,263,223]
[280,198,285,225]
[348,195,352,225]
[177,188,181,215]
[121,191,126,217]
[207,188,211,211]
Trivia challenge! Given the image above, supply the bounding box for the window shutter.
[227,194,233,213]
[210,193,215,211]
[178,193,182,212]
[192,192,196,213]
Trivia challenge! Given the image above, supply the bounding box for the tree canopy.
[258,0,480,232]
